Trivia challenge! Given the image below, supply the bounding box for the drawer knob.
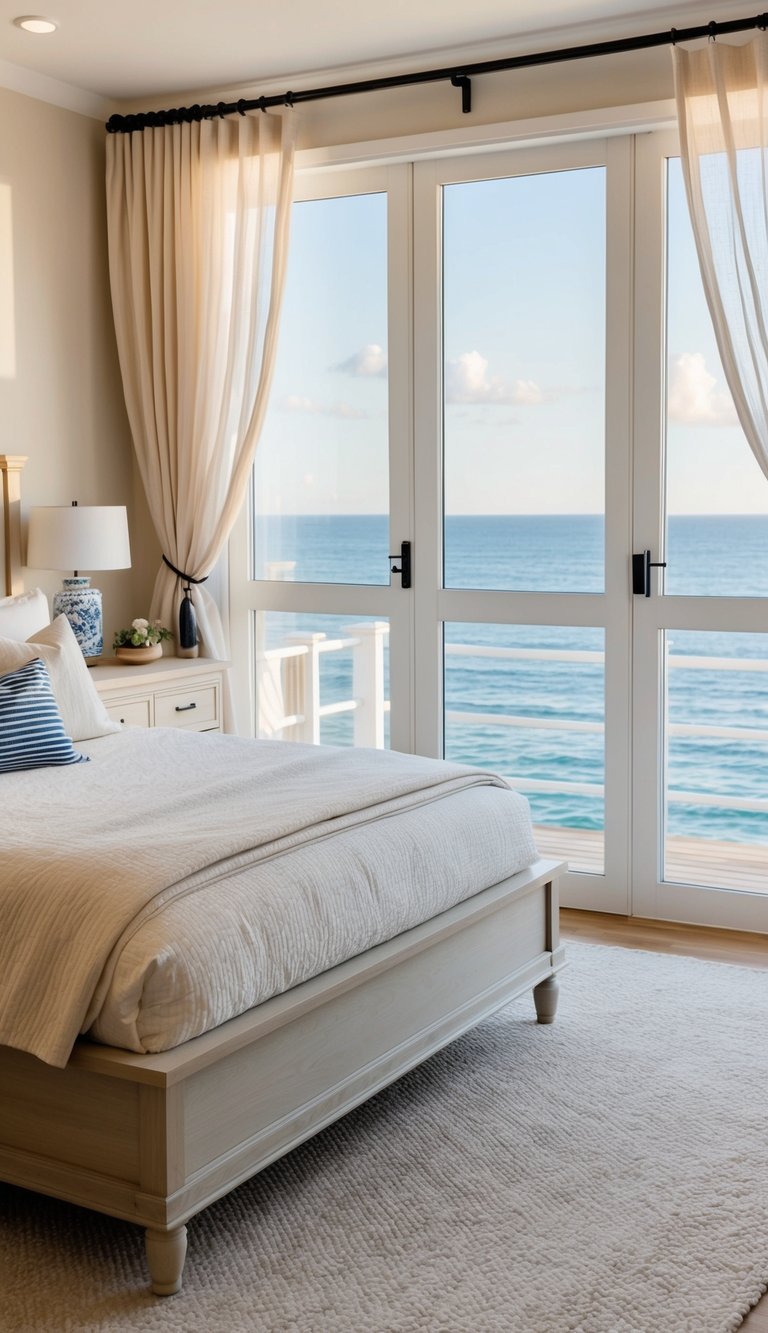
[175,701,197,713]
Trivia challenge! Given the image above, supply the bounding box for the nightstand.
[90,657,227,733]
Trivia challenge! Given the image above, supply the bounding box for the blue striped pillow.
[0,657,88,773]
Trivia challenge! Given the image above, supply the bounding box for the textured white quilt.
[0,729,537,1066]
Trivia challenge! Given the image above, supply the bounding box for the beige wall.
[0,84,157,648]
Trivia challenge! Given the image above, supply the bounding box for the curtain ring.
[758,14,768,31]
[237,98,247,115]
[670,27,677,45]
[708,20,717,41]
[258,96,268,113]
[285,91,295,108]
[216,102,227,118]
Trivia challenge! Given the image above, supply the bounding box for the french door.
[232,130,768,929]
[230,165,415,754]
[632,133,768,931]
[411,140,632,914]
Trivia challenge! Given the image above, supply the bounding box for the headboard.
[0,455,28,597]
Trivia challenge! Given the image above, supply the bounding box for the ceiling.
[0,0,755,104]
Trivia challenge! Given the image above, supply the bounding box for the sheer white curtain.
[673,33,768,483]
[106,112,296,726]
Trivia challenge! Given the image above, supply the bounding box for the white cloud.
[280,395,368,420]
[667,352,738,427]
[445,351,545,406]
[333,343,388,377]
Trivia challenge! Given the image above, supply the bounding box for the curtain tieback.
[162,556,205,655]
[162,555,208,585]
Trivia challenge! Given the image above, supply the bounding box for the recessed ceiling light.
[13,15,57,34]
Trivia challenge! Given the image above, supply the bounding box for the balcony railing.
[256,622,390,747]
[255,629,768,815]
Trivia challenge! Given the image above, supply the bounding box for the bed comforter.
[0,729,537,1067]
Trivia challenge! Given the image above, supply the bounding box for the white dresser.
[90,657,227,733]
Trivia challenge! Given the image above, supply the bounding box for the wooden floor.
[539,825,768,894]
[559,908,768,1330]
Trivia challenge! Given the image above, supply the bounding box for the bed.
[0,462,564,1296]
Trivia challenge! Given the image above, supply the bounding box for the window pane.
[442,168,606,592]
[664,629,768,894]
[444,623,604,874]
[665,159,768,596]
[254,611,390,749]
[252,193,389,585]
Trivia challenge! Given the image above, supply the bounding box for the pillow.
[0,615,120,741]
[0,657,88,773]
[0,587,50,640]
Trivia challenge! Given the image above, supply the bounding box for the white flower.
[132,618,149,631]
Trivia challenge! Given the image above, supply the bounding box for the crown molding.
[0,57,107,119]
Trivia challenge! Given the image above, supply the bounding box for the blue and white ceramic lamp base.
[53,577,103,658]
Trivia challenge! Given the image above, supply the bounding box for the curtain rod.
[106,12,768,134]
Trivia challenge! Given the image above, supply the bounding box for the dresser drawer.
[104,697,152,728]
[92,660,226,734]
[154,682,219,731]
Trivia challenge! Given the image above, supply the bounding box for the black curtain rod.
[106,12,768,134]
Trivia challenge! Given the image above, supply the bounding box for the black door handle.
[389,540,412,589]
[632,550,667,597]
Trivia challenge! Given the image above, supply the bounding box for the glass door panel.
[664,629,768,894]
[442,167,606,593]
[665,158,768,598]
[444,623,605,874]
[252,191,390,586]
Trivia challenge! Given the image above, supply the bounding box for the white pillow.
[0,587,50,639]
[0,615,120,741]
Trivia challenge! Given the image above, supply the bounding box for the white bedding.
[0,729,537,1066]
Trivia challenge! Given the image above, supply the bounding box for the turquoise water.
[257,515,768,844]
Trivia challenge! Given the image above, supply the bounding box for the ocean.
[255,514,768,845]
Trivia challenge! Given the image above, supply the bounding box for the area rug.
[2,941,767,1333]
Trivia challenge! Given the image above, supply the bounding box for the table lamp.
[26,502,132,659]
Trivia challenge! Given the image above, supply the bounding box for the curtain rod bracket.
[450,72,472,114]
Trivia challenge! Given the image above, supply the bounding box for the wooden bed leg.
[533,974,559,1025]
[145,1225,187,1296]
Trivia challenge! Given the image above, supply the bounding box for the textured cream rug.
[2,941,767,1333]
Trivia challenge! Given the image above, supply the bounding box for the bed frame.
[0,857,564,1294]
[0,460,564,1293]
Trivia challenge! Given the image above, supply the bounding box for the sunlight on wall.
[0,183,16,379]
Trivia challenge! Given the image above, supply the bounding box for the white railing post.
[285,633,324,743]
[346,621,388,748]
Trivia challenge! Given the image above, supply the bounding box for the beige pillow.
[0,615,120,741]
[0,587,50,639]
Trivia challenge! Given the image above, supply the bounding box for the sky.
[253,156,768,520]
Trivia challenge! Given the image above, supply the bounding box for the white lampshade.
[27,505,131,573]
[26,504,131,659]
